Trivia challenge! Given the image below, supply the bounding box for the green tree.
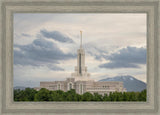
[24,88,37,101]
[138,89,146,101]
[14,89,21,101]
[93,93,102,101]
[103,93,110,101]
[123,92,129,101]
[82,92,93,101]
[128,92,137,101]
[65,89,78,101]
[14,88,146,102]
[34,88,50,101]
[14,88,37,101]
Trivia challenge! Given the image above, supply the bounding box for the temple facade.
[34,31,126,95]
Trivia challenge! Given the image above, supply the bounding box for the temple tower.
[71,31,91,80]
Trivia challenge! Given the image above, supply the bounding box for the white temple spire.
[80,31,82,48]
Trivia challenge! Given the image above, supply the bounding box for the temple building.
[34,31,126,95]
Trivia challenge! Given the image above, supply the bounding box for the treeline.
[14,88,146,101]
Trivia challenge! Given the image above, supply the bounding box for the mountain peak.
[99,75,146,92]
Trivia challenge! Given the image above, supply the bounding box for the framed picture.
[0,0,159,114]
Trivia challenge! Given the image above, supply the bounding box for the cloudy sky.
[13,13,146,87]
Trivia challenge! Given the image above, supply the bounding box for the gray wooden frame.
[0,0,159,114]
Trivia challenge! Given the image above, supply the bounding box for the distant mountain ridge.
[99,75,146,92]
[14,86,27,90]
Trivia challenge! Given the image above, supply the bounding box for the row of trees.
[14,88,146,101]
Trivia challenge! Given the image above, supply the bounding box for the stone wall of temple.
[34,78,126,95]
